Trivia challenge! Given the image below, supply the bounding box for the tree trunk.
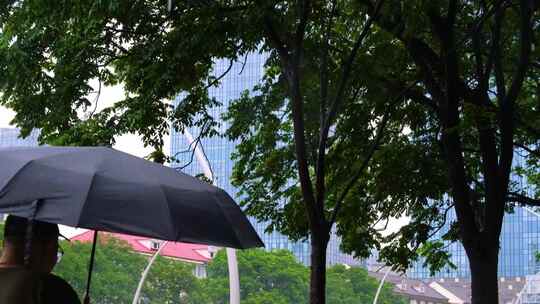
[468,248,499,304]
[310,236,329,304]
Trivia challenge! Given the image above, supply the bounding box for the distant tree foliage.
[204,249,406,304]
[204,249,309,304]
[0,225,407,303]
[54,238,202,304]
[326,265,407,304]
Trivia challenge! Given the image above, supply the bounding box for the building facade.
[408,153,540,279]
[0,128,39,147]
[427,276,526,304]
[170,54,359,266]
[515,274,540,304]
[369,271,449,304]
[72,231,211,278]
[408,207,540,279]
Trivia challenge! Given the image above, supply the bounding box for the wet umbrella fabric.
[0,146,263,249]
[0,146,263,303]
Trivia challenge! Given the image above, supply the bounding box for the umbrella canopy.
[0,146,263,249]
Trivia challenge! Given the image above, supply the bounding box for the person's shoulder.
[42,273,81,304]
[43,273,72,287]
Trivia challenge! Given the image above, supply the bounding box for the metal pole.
[226,248,241,304]
[182,129,241,304]
[132,241,169,304]
[373,267,391,304]
[84,231,99,304]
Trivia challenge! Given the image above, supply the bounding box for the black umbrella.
[0,146,263,302]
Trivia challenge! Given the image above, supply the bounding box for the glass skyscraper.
[408,153,540,278]
[408,207,540,278]
[0,128,39,147]
[0,128,40,219]
[170,54,359,266]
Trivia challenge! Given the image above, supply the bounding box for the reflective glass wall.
[408,153,540,278]
[0,128,39,147]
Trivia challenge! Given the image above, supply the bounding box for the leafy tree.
[55,238,144,303]
[204,249,309,304]
[241,291,291,304]
[3,224,411,304]
[141,255,203,304]
[326,265,407,304]
[347,1,539,303]
[55,237,202,304]
[2,1,537,304]
[0,2,421,303]
[0,0,248,147]
[205,249,407,304]
[222,2,427,303]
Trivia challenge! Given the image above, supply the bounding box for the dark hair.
[4,215,60,241]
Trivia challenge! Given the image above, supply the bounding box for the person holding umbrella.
[0,215,80,303]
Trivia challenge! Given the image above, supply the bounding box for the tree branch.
[85,79,102,120]
[447,0,458,26]
[502,0,533,108]
[406,38,446,104]
[315,0,336,207]
[493,5,506,102]
[205,59,234,89]
[376,76,439,112]
[499,0,533,193]
[295,0,311,55]
[264,1,322,229]
[316,0,383,213]
[329,110,389,225]
[472,0,509,38]
[173,122,213,181]
[428,203,455,240]
[436,6,481,244]
[374,217,390,232]
[238,53,249,75]
[263,14,291,64]
[472,21,485,89]
[508,192,540,206]
[323,0,384,135]
[514,142,540,158]
[468,17,501,237]
[110,39,129,55]
[328,81,416,225]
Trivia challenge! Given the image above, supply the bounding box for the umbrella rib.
[3,149,87,164]
[210,190,243,249]
[158,185,179,241]
[0,158,35,196]
[1,149,101,196]
[75,171,97,227]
